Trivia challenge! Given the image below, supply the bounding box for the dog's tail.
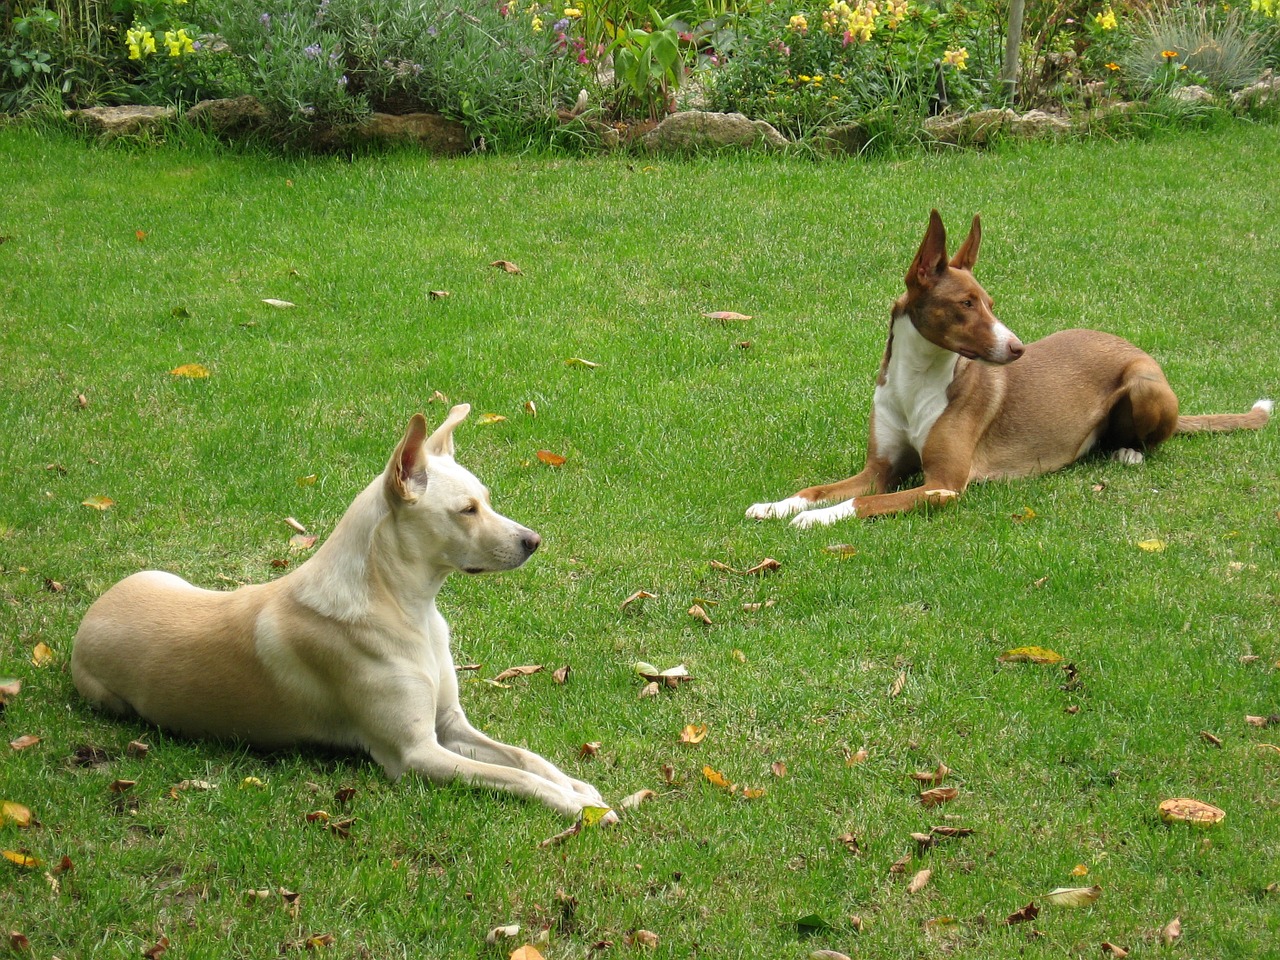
[1174,398,1273,434]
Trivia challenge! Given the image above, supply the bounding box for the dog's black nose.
[522,530,542,555]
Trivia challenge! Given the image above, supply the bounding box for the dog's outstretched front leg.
[747,464,883,521]
[437,708,609,809]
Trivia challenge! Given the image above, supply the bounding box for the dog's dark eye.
[460,503,479,515]
[961,299,973,308]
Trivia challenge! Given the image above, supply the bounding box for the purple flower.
[337,75,348,87]
[304,43,321,58]
[427,25,439,37]
[329,49,341,66]
[259,12,271,28]
[553,17,569,32]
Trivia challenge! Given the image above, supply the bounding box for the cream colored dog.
[72,404,609,819]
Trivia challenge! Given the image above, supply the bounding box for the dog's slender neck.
[888,306,961,378]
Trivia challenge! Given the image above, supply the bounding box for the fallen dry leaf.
[135,229,146,241]
[552,664,571,684]
[564,357,598,368]
[492,665,542,683]
[428,290,451,300]
[661,763,677,784]
[688,604,713,625]
[741,786,766,800]
[142,936,170,959]
[889,671,907,698]
[261,298,295,308]
[490,260,522,274]
[998,646,1063,665]
[626,930,659,949]
[1011,506,1037,522]
[911,832,936,852]
[929,825,974,838]
[537,822,581,849]
[702,310,752,321]
[81,495,115,511]
[1160,916,1182,945]
[0,679,21,706]
[809,951,852,960]
[536,450,567,466]
[174,779,217,791]
[579,742,601,759]
[77,393,88,408]
[771,761,787,778]
[744,557,781,575]
[478,413,507,425]
[1245,714,1280,727]
[846,747,869,766]
[123,740,149,757]
[485,925,520,945]
[837,832,861,854]
[8,933,30,951]
[1257,743,1280,756]
[1043,884,1102,907]
[888,852,912,874]
[284,516,308,534]
[639,681,659,698]
[523,400,536,416]
[1100,942,1129,957]
[918,786,959,808]
[170,363,210,378]
[2,850,39,869]
[824,543,858,558]
[1004,902,1039,925]
[31,643,53,667]
[1200,731,1223,748]
[741,600,776,612]
[0,802,32,828]
[9,736,40,751]
[1158,797,1225,826]
[619,789,657,810]
[43,578,64,593]
[429,390,449,404]
[621,590,656,609]
[907,868,932,894]
[289,534,317,552]
[1137,538,1167,552]
[909,763,950,785]
[108,779,136,794]
[702,765,732,790]
[680,723,708,745]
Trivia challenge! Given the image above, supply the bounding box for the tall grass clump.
[1124,2,1269,91]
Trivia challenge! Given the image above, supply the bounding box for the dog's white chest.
[872,315,957,459]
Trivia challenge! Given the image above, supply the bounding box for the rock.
[1009,109,1071,138]
[815,122,871,156]
[641,111,788,152]
[1233,69,1278,108]
[65,105,175,139]
[1169,84,1214,104]
[923,108,1015,144]
[314,112,471,154]
[186,96,269,137]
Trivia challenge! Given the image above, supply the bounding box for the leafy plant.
[1,9,60,111]
[609,5,686,120]
[1123,2,1266,92]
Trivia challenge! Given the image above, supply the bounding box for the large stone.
[1232,69,1278,109]
[1009,109,1071,138]
[343,112,470,154]
[186,96,270,137]
[66,105,175,139]
[1170,84,1214,104]
[641,110,788,152]
[923,108,1015,144]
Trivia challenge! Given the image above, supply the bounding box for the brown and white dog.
[72,404,611,819]
[748,210,1271,527]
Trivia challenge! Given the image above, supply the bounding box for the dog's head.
[383,404,541,575]
[897,210,1024,365]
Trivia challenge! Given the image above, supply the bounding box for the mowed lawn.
[1,123,1278,959]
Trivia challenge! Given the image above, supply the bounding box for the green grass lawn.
[1,123,1279,959]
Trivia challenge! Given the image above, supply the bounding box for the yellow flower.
[798,74,812,82]
[788,13,809,32]
[163,28,194,57]
[1105,61,1120,70]
[564,6,582,16]
[532,15,543,31]
[1094,7,1117,30]
[1161,49,1179,58]
[942,47,968,70]
[126,26,156,60]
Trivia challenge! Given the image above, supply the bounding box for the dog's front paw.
[569,778,607,806]
[791,500,856,529]
[746,496,809,520]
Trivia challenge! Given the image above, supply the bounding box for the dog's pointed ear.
[906,209,949,290]
[385,413,429,504]
[424,403,471,458]
[948,214,981,272]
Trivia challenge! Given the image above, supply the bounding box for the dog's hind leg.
[1102,360,1179,464]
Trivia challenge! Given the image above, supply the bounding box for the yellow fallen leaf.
[703,765,732,790]
[1158,797,1225,826]
[998,646,1064,665]
[564,357,598,368]
[169,363,210,378]
[1137,539,1167,552]
[478,413,507,425]
[621,590,656,609]
[2,850,39,868]
[1043,884,1102,907]
[1,802,33,827]
[296,474,317,486]
[740,786,766,800]
[31,643,53,667]
[81,495,115,510]
[580,805,613,827]
[1011,506,1037,522]
[680,723,708,744]
[1071,863,1089,877]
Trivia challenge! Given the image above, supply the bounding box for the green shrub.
[1121,2,1267,92]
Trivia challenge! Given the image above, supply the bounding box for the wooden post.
[1002,0,1026,102]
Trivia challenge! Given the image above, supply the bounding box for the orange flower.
[1105,62,1120,70]
[1161,49,1179,58]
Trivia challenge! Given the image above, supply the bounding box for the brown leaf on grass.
[888,670,908,699]
[619,789,657,810]
[31,643,53,667]
[621,589,656,609]
[1158,797,1225,826]
[552,664,571,684]
[1043,885,1102,907]
[135,230,147,241]
[588,941,614,954]
[579,742,601,759]
[261,299,296,309]
[929,825,974,838]
[0,679,20,706]
[455,663,482,672]
[142,936,170,959]
[688,604,712,625]
[702,310,752,321]
[740,786,766,800]
[523,400,536,417]
[845,747,869,766]
[536,450,567,466]
[8,932,30,951]
[911,832,936,852]
[809,951,853,960]
[0,802,32,828]
[485,925,520,945]
[334,786,356,805]
[127,740,150,758]
[771,761,787,778]
[744,557,781,575]
[626,930,659,949]
[284,516,308,534]
[1257,743,1280,756]
[888,852,912,874]
[9,736,40,751]
[289,535,317,551]
[1245,714,1280,727]
[1160,916,1182,945]
[75,392,88,408]
[174,779,216,791]
[909,763,950,785]
[907,868,932,894]
[639,681,659,698]
[81,495,115,511]
[537,821,582,849]
[1200,731,1223,748]
[918,787,959,808]
[428,390,449,404]
[702,765,732,790]
[680,724,708,745]
[490,260,522,274]
[492,665,543,682]
[742,600,776,612]
[836,832,861,854]
[43,578,64,593]
[428,290,451,300]
[108,779,136,794]
[305,933,336,949]
[1004,902,1039,925]
[72,745,109,767]
[1100,942,1129,957]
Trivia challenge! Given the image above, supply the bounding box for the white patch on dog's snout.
[746,496,809,520]
[988,321,1023,363]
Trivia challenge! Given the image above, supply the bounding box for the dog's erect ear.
[948,214,981,272]
[385,413,429,504]
[424,403,471,458]
[906,209,949,290]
